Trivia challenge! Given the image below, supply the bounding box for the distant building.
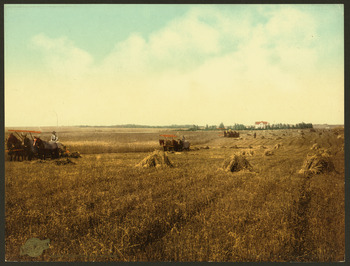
[255,121,269,129]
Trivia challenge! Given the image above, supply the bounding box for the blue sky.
[5,4,344,127]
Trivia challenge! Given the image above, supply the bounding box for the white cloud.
[31,33,93,77]
[11,5,342,127]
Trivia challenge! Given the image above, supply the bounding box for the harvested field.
[4,127,345,262]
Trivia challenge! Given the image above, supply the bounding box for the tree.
[219,122,225,129]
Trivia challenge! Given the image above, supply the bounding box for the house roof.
[255,121,269,125]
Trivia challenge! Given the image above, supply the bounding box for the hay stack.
[298,153,334,176]
[222,154,253,172]
[136,150,173,168]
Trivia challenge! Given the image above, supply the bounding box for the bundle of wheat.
[259,145,267,149]
[264,150,274,156]
[136,150,173,168]
[298,153,335,176]
[222,154,253,172]
[230,145,239,149]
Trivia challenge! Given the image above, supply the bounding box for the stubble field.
[5,127,345,262]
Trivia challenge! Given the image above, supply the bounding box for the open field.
[5,127,345,262]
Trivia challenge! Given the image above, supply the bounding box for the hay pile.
[298,153,335,176]
[222,154,253,172]
[136,150,173,168]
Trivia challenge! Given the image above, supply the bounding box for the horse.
[6,133,25,161]
[33,137,59,160]
[23,136,37,161]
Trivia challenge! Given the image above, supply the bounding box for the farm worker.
[51,131,58,142]
[182,136,186,141]
[254,132,256,138]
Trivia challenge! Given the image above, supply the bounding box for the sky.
[4,4,344,127]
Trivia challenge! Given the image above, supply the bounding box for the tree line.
[189,122,313,131]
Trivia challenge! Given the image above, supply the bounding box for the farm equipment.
[159,134,190,151]
[6,129,70,160]
[223,130,240,138]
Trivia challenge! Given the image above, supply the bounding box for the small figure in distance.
[51,131,58,142]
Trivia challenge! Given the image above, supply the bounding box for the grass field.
[4,127,345,262]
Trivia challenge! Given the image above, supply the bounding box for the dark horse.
[23,136,37,161]
[33,137,59,160]
[6,133,25,161]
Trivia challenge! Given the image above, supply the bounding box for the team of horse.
[159,136,191,152]
[6,133,64,161]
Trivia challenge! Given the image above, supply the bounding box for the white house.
[255,121,269,129]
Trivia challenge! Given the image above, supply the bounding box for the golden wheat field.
[4,126,345,262]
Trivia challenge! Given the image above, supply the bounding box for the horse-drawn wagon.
[6,129,70,161]
[159,134,190,151]
[223,130,240,138]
